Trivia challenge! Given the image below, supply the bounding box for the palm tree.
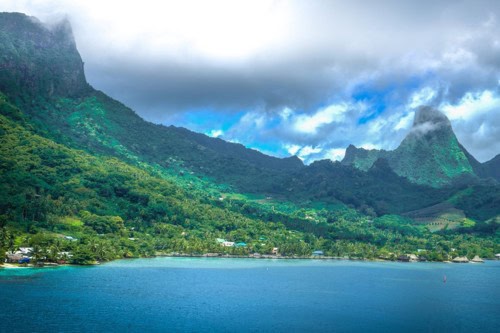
[30,244,46,265]
[47,243,61,262]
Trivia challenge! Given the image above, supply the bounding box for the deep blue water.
[0,258,499,332]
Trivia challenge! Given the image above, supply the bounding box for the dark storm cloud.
[87,57,342,119]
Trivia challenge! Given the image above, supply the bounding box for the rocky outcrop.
[0,13,90,100]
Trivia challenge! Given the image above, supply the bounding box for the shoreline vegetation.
[1,252,492,269]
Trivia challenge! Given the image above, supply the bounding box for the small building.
[235,242,247,248]
[495,253,500,260]
[58,251,73,259]
[216,238,226,243]
[222,241,234,247]
[272,247,279,255]
[471,255,484,263]
[19,247,33,255]
[312,250,324,256]
[5,252,23,263]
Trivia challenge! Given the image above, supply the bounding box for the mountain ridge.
[1,12,498,221]
[0,13,304,192]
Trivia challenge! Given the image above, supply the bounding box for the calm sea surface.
[0,258,499,332]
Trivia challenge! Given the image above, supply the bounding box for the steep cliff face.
[0,12,90,100]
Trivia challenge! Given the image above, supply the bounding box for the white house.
[19,247,33,255]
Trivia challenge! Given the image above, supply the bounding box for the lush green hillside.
[0,12,498,264]
[0,92,309,260]
[3,92,496,261]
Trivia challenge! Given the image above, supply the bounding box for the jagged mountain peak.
[341,105,480,186]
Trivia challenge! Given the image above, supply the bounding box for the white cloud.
[409,87,437,109]
[293,104,347,134]
[359,143,381,150]
[1,0,499,162]
[207,129,224,138]
[325,148,346,161]
[441,90,500,120]
[284,144,301,156]
[394,111,415,130]
[280,107,293,120]
[297,146,322,160]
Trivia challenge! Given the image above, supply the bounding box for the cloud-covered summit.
[1,0,499,162]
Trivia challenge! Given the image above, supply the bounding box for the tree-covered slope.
[1,92,497,261]
[0,12,498,262]
[0,92,314,257]
[283,158,456,215]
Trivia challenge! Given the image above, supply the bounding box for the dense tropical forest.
[0,13,498,265]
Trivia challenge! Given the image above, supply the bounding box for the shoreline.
[1,253,492,269]
[0,262,73,269]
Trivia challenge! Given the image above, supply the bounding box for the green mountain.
[0,13,303,193]
[0,12,498,262]
[341,106,497,187]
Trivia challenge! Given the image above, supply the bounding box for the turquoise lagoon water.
[0,258,499,332]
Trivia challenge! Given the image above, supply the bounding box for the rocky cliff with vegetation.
[342,106,499,186]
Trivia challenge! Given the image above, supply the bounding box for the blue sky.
[2,0,500,162]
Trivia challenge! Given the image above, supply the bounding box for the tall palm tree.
[30,244,46,264]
